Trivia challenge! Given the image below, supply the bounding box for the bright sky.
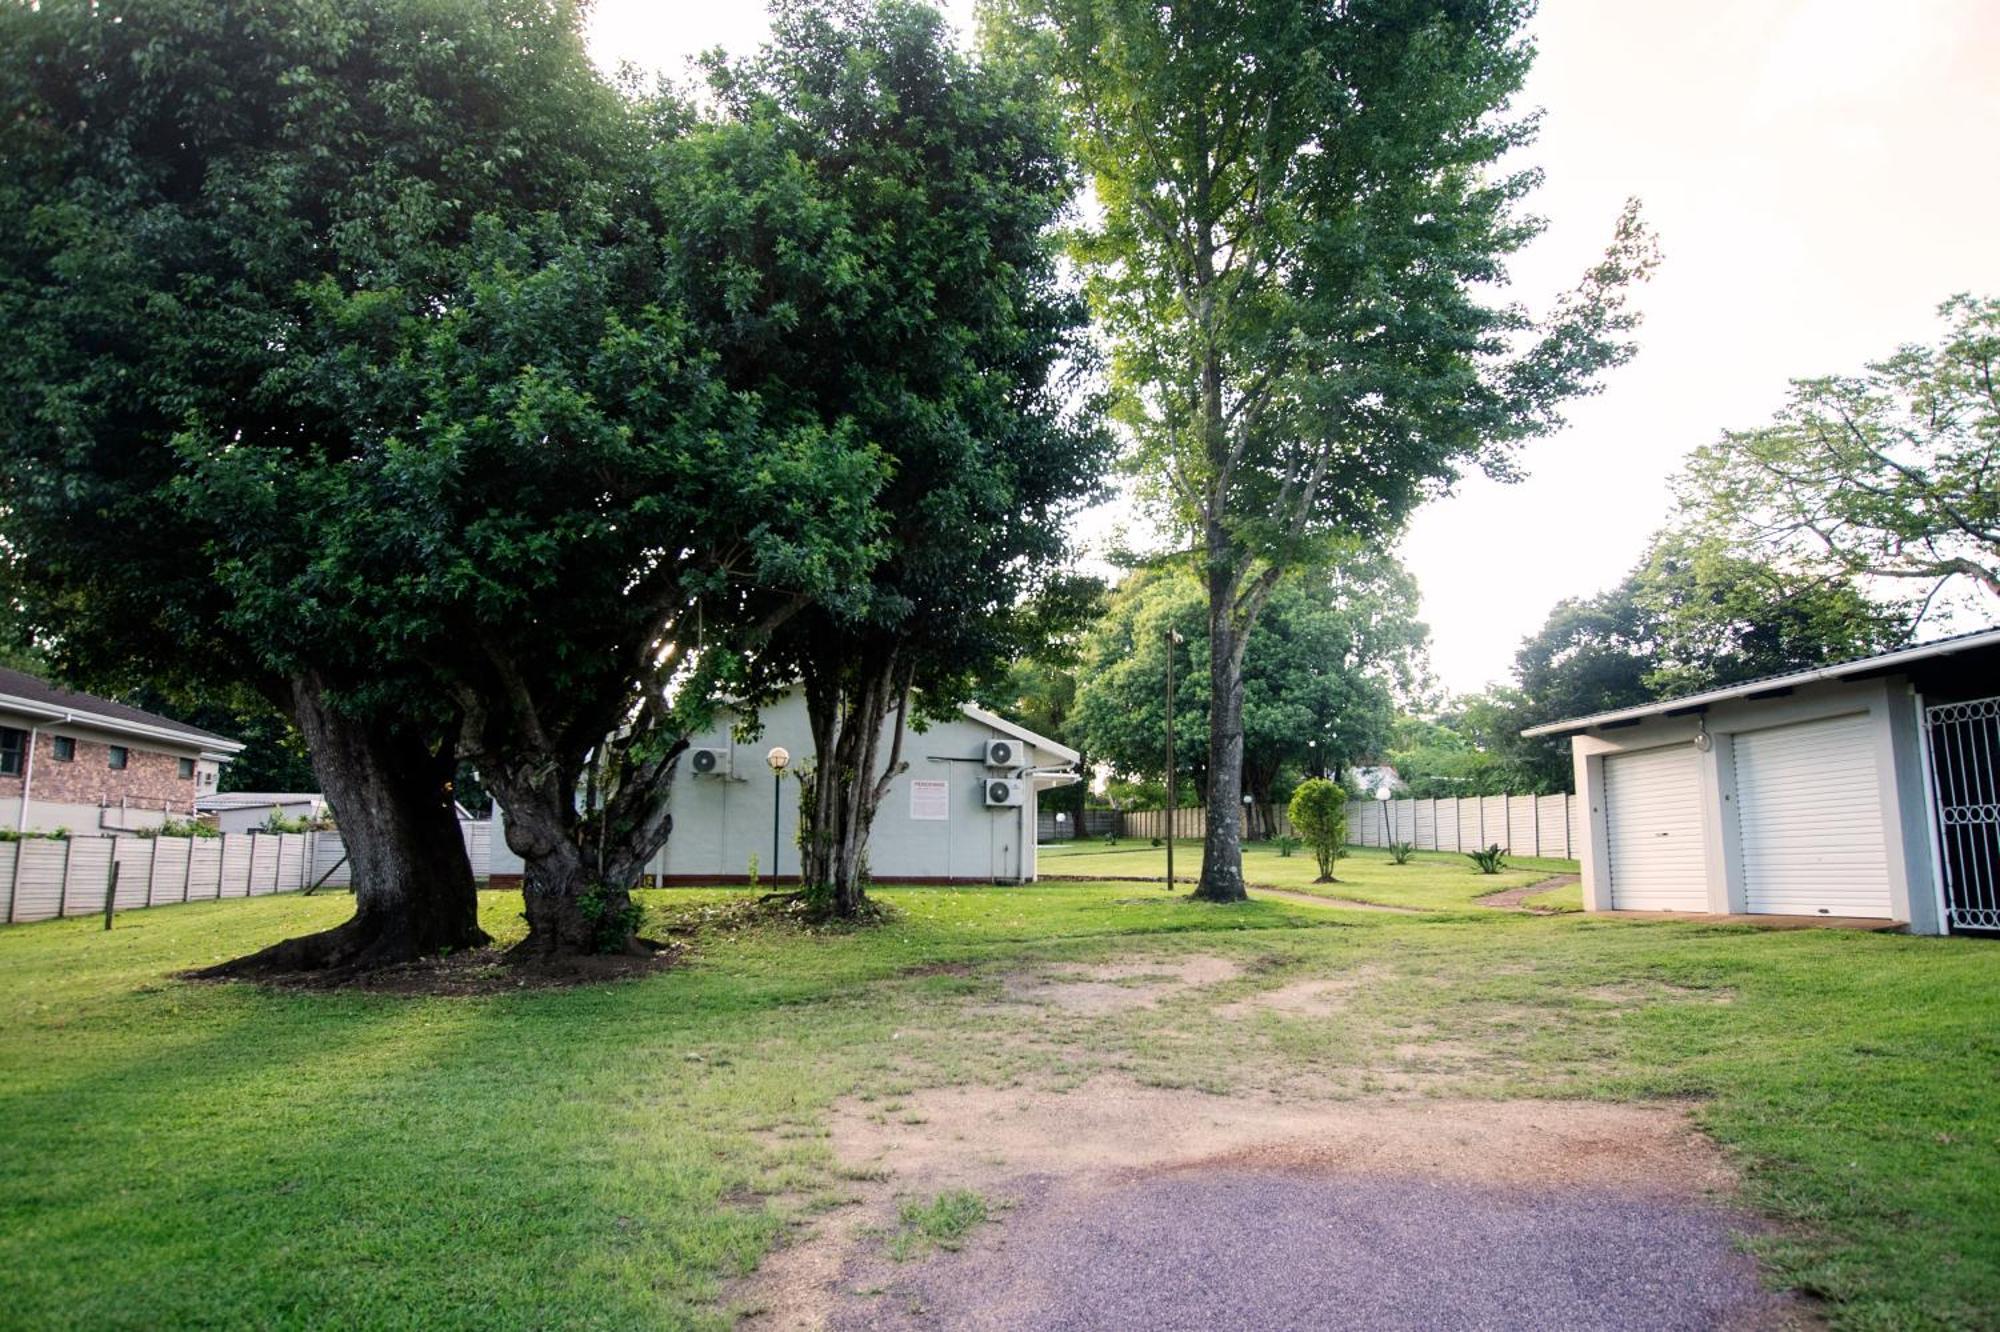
[585,0,2000,696]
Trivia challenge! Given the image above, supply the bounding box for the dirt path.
[735,1074,1798,1331]
[1478,872,1580,911]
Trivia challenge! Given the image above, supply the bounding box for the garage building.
[1523,628,2000,936]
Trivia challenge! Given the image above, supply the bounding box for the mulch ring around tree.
[176,938,690,997]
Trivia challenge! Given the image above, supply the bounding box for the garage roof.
[1521,625,2000,738]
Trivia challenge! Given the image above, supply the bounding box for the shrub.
[1467,844,1508,874]
[0,827,66,842]
[135,817,219,840]
[261,809,312,834]
[1388,841,1415,865]
[1274,833,1302,858]
[1287,778,1348,883]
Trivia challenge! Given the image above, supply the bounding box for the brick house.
[0,668,244,835]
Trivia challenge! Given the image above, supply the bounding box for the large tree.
[282,203,885,957]
[707,0,1111,918]
[1071,551,1425,833]
[1681,294,2000,612]
[993,0,1654,901]
[0,0,639,968]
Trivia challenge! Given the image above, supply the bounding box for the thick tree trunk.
[798,654,909,919]
[1195,569,1249,903]
[486,764,657,960]
[197,673,485,976]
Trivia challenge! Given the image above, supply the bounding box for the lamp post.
[766,747,790,883]
[1376,785,1393,850]
[1164,628,1182,890]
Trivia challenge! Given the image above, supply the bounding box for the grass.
[1523,879,1584,912]
[0,881,1994,1329]
[888,1189,992,1261]
[1039,838,1578,911]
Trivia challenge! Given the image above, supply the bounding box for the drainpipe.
[17,725,37,832]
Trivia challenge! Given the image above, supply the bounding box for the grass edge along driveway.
[0,883,1993,1330]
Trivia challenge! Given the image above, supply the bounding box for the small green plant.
[577,883,643,952]
[260,808,312,834]
[1467,843,1508,874]
[889,1190,991,1261]
[1274,833,1302,858]
[1149,836,1163,848]
[0,827,67,842]
[1388,841,1415,864]
[745,853,760,894]
[1287,778,1349,883]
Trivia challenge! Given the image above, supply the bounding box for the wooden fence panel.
[188,837,224,900]
[1537,794,1571,859]
[1507,797,1537,858]
[66,838,115,917]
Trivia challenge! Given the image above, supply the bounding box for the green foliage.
[576,884,644,955]
[889,1190,992,1261]
[134,819,218,841]
[1388,841,1416,865]
[1286,778,1349,882]
[0,827,65,842]
[1468,844,1508,875]
[1680,294,2000,609]
[1274,834,1301,858]
[260,811,312,836]
[1070,556,1425,809]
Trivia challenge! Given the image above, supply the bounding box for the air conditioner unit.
[983,777,1025,808]
[983,737,1026,768]
[688,747,731,777]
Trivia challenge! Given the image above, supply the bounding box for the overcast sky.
[585,0,2000,696]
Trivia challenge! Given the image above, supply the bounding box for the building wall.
[488,692,1065,885]
[1569,676,1943,933]
[0,713,208,833]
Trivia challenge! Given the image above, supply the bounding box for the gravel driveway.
[831,1168,1794,1331]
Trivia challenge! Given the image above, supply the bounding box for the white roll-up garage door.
[1732,714,1892,918]
[1603,745,1709,910]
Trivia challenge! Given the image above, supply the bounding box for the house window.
[53,736,75,762]
[177,757,195,779]
[0,728,21,777]
[107,745,128,770]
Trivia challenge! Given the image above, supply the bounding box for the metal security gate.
[1926,696,2000,933]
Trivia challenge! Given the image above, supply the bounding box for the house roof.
[957,703,1081,766]
[0,667,245,753]
[1520,625,2000,738]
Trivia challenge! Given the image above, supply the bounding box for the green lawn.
[1,883,1995,1329]
[1040,837,1577,910]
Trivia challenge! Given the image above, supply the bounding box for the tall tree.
[708,0,1111,918]
[289,205,885,957]
[1070,551,1425,831]
[993,0,1655,901]
[0,0,635,969]
[1680,294,2000,612]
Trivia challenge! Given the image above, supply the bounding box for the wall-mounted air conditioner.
[689,747,731,777]
[983,777,1025,808]
[984,737,1027,768]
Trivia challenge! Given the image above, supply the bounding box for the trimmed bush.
[1287,778,1348,882]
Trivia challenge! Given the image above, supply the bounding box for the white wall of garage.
[1570,678,1941,932]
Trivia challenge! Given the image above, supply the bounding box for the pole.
[102,858,120,931]
[772,772,782,885]
[1164,627,1177,890]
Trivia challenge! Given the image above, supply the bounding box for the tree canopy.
[1070,551,1425,826]
[709,0,1111,917]
[1680,294,2000,613]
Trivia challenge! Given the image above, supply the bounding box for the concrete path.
[836,1169,1792,1331]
